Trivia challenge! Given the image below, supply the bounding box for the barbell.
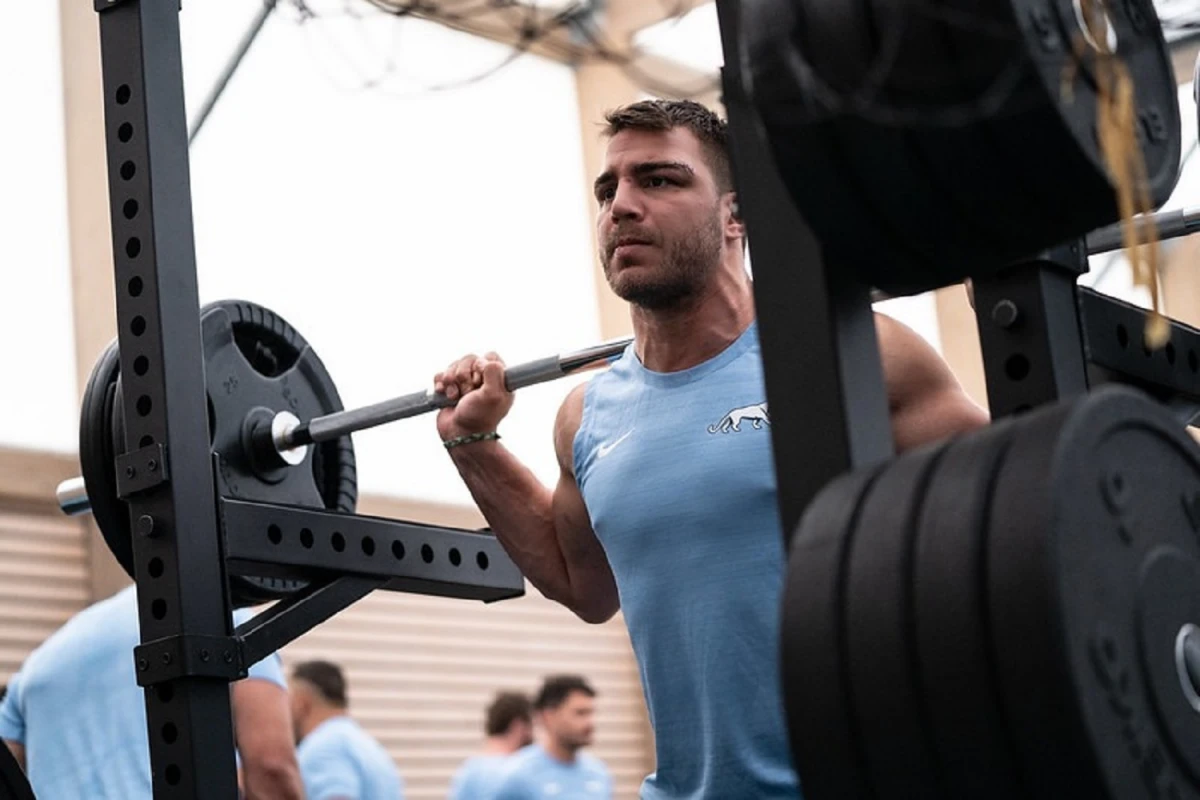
[58,301,629,604]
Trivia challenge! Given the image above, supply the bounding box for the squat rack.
[95,2,523,796]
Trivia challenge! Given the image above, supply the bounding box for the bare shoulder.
[873,312,958,405]
[553,383,588,473]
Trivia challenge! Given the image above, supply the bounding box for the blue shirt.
[492,744,611,800]
[449,754,509,800]
[297,715,404,800]
[574,322,800,799]
[0,584,286,799]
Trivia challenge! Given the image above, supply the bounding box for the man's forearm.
[449,441,575,605]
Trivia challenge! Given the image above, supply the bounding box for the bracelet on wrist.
[443,431,501,450]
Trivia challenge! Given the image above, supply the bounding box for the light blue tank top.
[574,322,801,799]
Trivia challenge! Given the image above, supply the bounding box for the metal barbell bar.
[57,337,633,516]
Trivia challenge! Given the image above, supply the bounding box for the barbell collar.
[56,477,91,516]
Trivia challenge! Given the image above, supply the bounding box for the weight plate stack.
[79,300,357,607]
[737,0,1181,295]
[986,386,1200,797]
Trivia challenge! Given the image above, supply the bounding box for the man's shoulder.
[575,752,611,783]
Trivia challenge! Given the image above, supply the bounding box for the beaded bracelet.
[443,431,501,450]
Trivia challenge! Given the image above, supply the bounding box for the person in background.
[491,675,612,799]
[0,584,302,799]
[448,690,534,799]
[290,659,405,800]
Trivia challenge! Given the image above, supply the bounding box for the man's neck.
[481,735,520,756]
[631,258,755,373]
[299,706,345,741]
[542,737,579,765]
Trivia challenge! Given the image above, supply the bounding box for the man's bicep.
[876,313,988,449]
[231,676,298,783]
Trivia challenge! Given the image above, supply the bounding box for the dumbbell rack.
[94,2,523,798]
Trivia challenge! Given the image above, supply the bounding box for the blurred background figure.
[291,659,405,800]
[448,690,534,799]
[0,585,302,799]
[491,675,612,800]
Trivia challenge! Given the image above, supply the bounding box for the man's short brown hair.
[485,692,533,736]
[292,660,348,708]
[602,99,732,192]
[534,675,596,711]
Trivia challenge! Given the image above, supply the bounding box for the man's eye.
[597,187,615,203]
[646,176,670,188]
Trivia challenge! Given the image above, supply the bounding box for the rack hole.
[120,161,136,181]
[134,355,149,376]
[131,316,146,336]
[1117,324,1129,349]
[165,765,181,786]
[118,122,134,143]
[151,598,167,620]
[1167,342,1177,366]
[156,683,174,703]
[362,537,376,556]
[126,237,141,258]
[477,552,490,570]
[162,723,178,744]
[148,557,164,578]
[138,435,153,448]
[1004,354,1030,382]
[332,532,346,552]
[421,544,434,564]
[392,541,405,560]
[136,395,152,416]
[123,199,139,220]
[267,524,282,545]
[300,528,314,549]
[450,548,462,567]
[1191,350,1199,373]
[116,84,132,105]
[128,276,143,297]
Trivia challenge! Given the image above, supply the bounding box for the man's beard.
[602,209,723,311]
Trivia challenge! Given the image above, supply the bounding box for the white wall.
[181,1,600,506]
[0,4,77,453]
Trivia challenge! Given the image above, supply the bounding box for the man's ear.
[726,193,745,240]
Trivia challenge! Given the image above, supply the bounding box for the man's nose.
[609,181,643,222]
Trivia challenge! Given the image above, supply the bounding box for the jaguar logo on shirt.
[708,402,770,434]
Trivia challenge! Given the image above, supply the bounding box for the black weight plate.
[987,387,1200,797]
[79,339,131,576]
[203,300,357,605]
[913,417,1024,798]
[79,300,356,607]
[742,0,1181,294]
[1050,388,1200,796]
[781,464,886,800]
[985,395,1108,798]
[844,440,949,797]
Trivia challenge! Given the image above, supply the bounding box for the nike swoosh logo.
[597,429,633,458]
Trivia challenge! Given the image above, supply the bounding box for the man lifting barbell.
[432,99,990,799]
